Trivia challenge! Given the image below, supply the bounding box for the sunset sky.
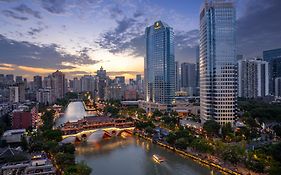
[0,0,280,80]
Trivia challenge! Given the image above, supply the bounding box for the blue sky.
[0,0,280,79]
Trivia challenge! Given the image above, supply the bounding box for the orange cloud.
[18,66,55,74]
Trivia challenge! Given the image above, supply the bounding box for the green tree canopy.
[203,120,220,136]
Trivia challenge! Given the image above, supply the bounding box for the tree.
[104,106,119,117]
[65,162,92,175]
[59,143,76,154]
[166,132,177,145]
[175,138,188,150]
[221,145,244,164]
[41,110,55,130]
[55,152,75,169]
[221,122,233,139]
[43,129,63,142]
[191,138,213,153]
[203,120,220,136]
[152,109,162,117]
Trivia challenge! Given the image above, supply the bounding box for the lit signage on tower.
[154,22,161,29]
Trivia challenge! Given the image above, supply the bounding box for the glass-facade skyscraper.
[263,48,281,96]
[145,21,175,105]
[199,0,237,125]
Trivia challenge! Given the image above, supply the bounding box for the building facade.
[97,67,107,100]
[181,63,196,96]
[238,59,269,98]
[145,21,175,105]
[275,77,281,98]
[51,70,66,100]
[199,0,237,125]
[263,48,281,96]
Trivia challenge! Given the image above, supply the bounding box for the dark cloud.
[97,17,142,54]
[13,4,42,19]
[0,35,99,69]
[41,0,66,14]
[2,10,28,20]
[97,16,199,63]
[237,0,281,57]
[27,27,44,36]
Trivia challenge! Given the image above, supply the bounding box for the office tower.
[175,62,181,91]
[36,88,53,105]
[52,70,65,100]
[5,74,14,85]
[181,63,196,96]
[0,74,4,84]
[238,59,269,98]
[105,84,124,101]
[18,83,26,102]
[81,75,91,92]
[196,46,200,89]
[73,77,81,92]
[237,54,244,61]
[115,76,125,85]
[33,75,42,90]
[129,79,135,85]
[15,76,23,83]
[97,67,106,100]
[43,76,52,88]
[9,86,19,103]
[199,0,237,125]
[263,48,281,95]
[136,74,141,83]
[145,21,175,105]
[9,83,25,103]
[275,77,281,97]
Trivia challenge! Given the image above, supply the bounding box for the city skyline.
[0,0,281,80]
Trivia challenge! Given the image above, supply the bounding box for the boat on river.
[153,154,164,163]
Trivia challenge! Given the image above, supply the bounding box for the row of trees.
[239,99,281,122]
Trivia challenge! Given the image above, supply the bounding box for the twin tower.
[144,0,237,125]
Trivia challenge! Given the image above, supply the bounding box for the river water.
[59,102,222,175]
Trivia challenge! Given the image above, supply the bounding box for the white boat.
[153,154,164,163]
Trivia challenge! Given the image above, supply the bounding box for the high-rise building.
[43,76,52,89]
[36,88,53,105]
[263,48,281,95]
[175,62,181,91]
[199,0,237,125]
[275,77,281,98]
[145,21,175,105]
[9,86,19,103]
[73,77,81,93]
[0,74,4,84]
[97,67,107,100]
[196,46,200,89]
[136,74,141,83]
[15,76,23,83]
[115,76,125,85]
[33,75,42,90]
[52,70,65,100]
[81,75,95,93]
[238,59,269,98]
[9,83,25,103]
[181,63,196,96]
[6,74,14,85]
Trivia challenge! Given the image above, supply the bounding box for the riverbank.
[135,133,242,175]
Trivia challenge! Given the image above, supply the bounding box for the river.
[59,102,222,175]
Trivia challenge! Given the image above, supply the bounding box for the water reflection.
[75,137,222,175]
